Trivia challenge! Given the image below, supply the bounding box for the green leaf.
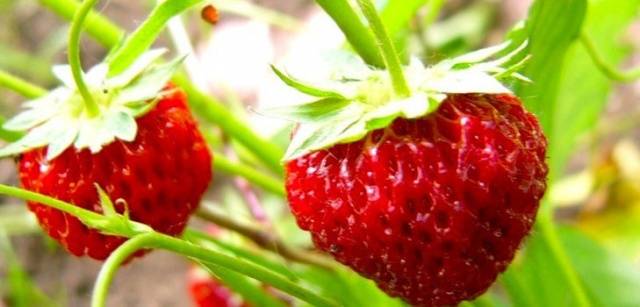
[550,0,640,180]
[514,0,588,180]
[561,226,640,307]
[271,66,347,99]
[259,98,350,122]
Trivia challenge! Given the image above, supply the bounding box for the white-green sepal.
[272,41,531,161]
[0,49,184,160]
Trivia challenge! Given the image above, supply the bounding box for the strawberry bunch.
[271,42,547,306]
[1,50,212,260]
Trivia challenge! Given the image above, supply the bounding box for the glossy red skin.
[286,94,548,306]
[19,86,213,260]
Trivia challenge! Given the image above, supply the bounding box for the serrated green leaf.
[113,55,185,105]
[259,98,350,122]
[271,65,346,99]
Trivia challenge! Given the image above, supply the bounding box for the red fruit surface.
[19,85,213,260]
[286,94,548,306]
[188,267,244,307]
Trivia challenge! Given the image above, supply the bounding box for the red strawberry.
[18,85,212,260]
[286,94,547,306]
[188,267,246,307]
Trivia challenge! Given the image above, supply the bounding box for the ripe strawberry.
[0,50,213,260]
[285,93,547,306]
[188,267,246,307]
[18,84,212,260]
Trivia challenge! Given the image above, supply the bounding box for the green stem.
[68,0,100,117]
[315,0,385,68]
[537,213,591,307]
[0,69,47,98]
[38,0,124,48]
[92,232,338,307]
[195,207,334,270]
[214,154,285,196]
[174,75,284,174]
[581,32,640,82]
[0,184,335,306]
[0,184,104,223]
[91,234,157,307]
[107,0,204,75]
[355,0,411,97]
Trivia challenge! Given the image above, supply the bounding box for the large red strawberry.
[286,94,547,306]
[1,50,212,260]
[270,42,547,306]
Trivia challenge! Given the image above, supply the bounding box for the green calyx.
[266,41,530,162]
[0,49,184,160]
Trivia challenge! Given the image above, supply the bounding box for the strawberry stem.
[92,232,339,307]
[355,0,411,98]
[0,69,47,99]
[69,0,101,118]
[581,32,640,82]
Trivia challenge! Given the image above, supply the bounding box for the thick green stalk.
[174,74,284,174]
[68,0,100,117]
[107,0,204,75]
[0,69,47,98]
[581,33,640,82]
[92,233,338,307]
[356,0,411,97]
[214,154,285,196]
[38,0,124,48]
[314,0,385,68]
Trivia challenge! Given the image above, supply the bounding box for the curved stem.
[92,234,157,307]
[581,32,640,82]
[68,0,100,117]
[355,0,411,97]
[195,207,335,270]
[0,69,47,99]
[92,232,338,307]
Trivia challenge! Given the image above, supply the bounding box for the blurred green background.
[1,0,640,306]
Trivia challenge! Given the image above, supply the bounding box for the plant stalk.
[355,0,411,98]
[68,0,101,117]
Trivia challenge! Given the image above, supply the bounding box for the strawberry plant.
[1,0,640,306]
